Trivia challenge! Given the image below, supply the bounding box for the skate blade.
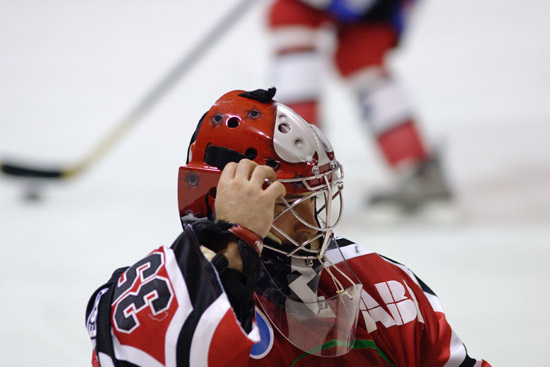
[362,200,466,227]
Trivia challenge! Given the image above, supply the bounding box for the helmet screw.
[248,109,260,119]
[186,173,199,187]
[212,113,223,126]
[278,122,291,133]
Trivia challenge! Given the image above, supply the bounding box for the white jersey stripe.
[425,292,443,313]
[326,242,375,263]
[97,352,115,367]
[189,294,232,367]
[442,329,467,367]
[189,292,261,366]
[163,247,194,367]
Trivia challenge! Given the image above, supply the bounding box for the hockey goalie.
[85,88,491,367]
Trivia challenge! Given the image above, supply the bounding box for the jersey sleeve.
[85,225,260,367]
[330,239,491,367]
[381,256,492,367]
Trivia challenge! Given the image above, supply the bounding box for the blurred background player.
[267,0,453,214]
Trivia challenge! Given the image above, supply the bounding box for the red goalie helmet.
[179,89,361,357]
[178,88,344,259]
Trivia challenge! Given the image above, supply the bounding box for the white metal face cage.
[264,159,345,261]
[265,102,345,262]
[257,101,361,358]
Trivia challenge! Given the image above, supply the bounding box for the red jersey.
[86,227,491,367]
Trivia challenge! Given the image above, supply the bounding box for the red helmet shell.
[178,89,335,219]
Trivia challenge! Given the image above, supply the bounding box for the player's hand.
[215,159,286,238]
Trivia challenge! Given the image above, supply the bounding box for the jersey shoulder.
[331,236,432,293]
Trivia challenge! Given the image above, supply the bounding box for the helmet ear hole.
[266,158,280,170]
[227,117,240,128]
[245,147,258,160]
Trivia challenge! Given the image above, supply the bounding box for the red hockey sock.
[286,100,319,127]
[376,120,428,167]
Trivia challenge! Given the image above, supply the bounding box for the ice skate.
[366,154,457,220]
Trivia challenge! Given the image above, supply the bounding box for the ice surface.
[1,1,549,366]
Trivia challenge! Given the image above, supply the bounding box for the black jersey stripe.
[458,353,477,367]
[415,275,437,296]
[170,226,225,366]
[334,237,355,248]
[86,268,129,366]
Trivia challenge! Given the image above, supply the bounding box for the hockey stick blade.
[1,161,66,179]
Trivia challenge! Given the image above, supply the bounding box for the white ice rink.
[1,1,549,366]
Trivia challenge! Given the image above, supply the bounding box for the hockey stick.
[1,0,259,180]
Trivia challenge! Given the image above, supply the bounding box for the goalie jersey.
[85,223,491,367]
